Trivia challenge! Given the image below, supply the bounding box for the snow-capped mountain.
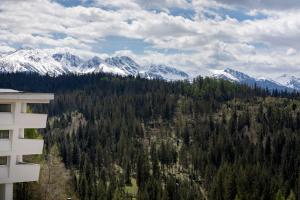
[0,48,68,76]
[104,56,140,76]
[0,49,190,81]
[141,64,189,81]
[210,68,291,91]
[81,56,103,69]
[3,49,300,91]
[52,52,82,68]
[276,74,300,91]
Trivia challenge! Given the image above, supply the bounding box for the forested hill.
[2,73,300,200]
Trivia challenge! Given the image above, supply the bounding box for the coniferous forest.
[2,72,300,200]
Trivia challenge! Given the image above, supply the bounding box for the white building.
[0,89,54,200]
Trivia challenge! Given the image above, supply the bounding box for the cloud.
[93,0,140,9]
[136,0,191,9]
[212,0,300,10]
[94,0,191,10]
[0,44,15,54]
[286,48,297,56]
[1,0,300,78]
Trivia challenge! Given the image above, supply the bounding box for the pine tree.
[137,151,150,188]
[287,190,296,200]
[125,161,131,185]
[275,189,285,200]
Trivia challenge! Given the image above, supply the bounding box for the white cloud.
[0,45,15,54]
[1,0,300,78]
[94,0,191,10]
[93,0,140,9]
[286,48,297,56]
[212,0,300,10]
[137,0,191,9]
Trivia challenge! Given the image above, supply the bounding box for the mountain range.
[209,68,298,92]
[0,48,300,91]
[0,49,189,81]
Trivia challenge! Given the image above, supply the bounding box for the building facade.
[0,89,54,200]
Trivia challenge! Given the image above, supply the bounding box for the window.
[0,130,9,139]
[0,157,7,165]
[0,104,11,112]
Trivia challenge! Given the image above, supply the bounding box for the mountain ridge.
[210,68,297,92]
[0,49,189,81]
[1,49,300,91]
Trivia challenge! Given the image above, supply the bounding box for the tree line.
[1,72,300,200]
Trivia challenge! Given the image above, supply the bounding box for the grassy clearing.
[125,178,138,199]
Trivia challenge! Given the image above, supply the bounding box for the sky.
[1,0,300,78]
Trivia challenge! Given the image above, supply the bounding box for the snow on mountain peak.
[142,64,189,81]
[210,68,240,82]
[0,48,67,75]
[0,48,190,81]
[224,68,252,81]
[83,56,103,68]
[52,52,82,67]
[3,48,300,90]
[104,56,140,76]
[210,68,292,91]
[275,74,300,90]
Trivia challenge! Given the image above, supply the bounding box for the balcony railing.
[0,113,13,126]
[0,165,9,181]
[0,139,11,153]
[15,139,44,155]
[0,113,48,129]
[18,113,48,129]
[13,163,40,183]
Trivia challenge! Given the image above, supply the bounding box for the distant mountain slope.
[0,49,67,76]
[104,56,140,76]
[276,74,300,91]
[0,49,190,81]
[210,68,292,91]
[141,64,189,81]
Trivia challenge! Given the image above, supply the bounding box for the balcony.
[13,163,40,183]
[18,113,48,129]
[0,113,13,127]
[0,165,9,181]
[0,163,41,184]
[15,139,44,155]
[0,139,10,153]
[0,113,48,129]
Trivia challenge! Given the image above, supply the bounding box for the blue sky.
[1,0,300,78]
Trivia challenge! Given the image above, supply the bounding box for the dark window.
[0,104,11,112]
[0,130,9,139]
[0,157,7,165]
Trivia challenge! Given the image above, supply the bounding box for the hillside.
[1,73,300,200]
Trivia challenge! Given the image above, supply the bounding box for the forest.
[1,72,300,200]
